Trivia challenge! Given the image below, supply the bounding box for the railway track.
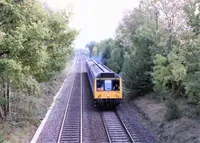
[101,111,137,143]
[57,58,83,143]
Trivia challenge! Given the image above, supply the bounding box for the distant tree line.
[96,0,200,108]
[0,0,78,120]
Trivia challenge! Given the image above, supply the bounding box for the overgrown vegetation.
[96,0,200,112]
[0,0,77,121]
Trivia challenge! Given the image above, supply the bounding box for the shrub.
[165,99,181,121]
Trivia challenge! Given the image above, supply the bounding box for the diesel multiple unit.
[86,58,122,108]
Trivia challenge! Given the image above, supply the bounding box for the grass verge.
[133,93,200,143]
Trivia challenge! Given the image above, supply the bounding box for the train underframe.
[94,99,120,109]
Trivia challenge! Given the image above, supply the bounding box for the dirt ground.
[133,94,200,143]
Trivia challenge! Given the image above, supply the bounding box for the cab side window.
[112,80,120,91]
[96,80,104,91]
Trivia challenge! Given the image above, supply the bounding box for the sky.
[41,0,140,48]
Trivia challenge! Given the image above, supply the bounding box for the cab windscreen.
[96,79,120,91]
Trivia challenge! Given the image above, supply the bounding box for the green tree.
[96,38,114,66]
[148,0,192,99]
[107,42,124,73]
[0,0,77,119]
[122,26,154,95]
[183,1,200,103]
[85,41,97,58]
[152,42,188,98]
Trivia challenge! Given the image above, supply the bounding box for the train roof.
[86,58,120,78]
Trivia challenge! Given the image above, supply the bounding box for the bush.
[165,99,181,121]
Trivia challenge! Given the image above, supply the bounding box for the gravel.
[36,59,80,143]
[117,100,158,143]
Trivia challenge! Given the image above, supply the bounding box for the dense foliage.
[0,0,77,119]
[96,0,200,108]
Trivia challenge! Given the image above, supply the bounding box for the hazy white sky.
[42,0,140,48]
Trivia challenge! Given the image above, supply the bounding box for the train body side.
[86,59,95,93]
[86,58,122,107]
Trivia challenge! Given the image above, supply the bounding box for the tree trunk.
[172,81,175,95]
[2,78,6,116]
[156,11,159,30]
[6,80,10,115]
[172,81,179,99]
[168,35,173,51]
[171,80,182,99]
[174,83,182,99]
[1,77,10,117]
[0,105,6,120]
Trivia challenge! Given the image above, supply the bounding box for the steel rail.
[100,111,136,143]
[100,111,112,143]
[57,57,82,143]
[116,111,136,143]
[80,57,83,143]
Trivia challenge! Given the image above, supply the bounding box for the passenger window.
[96,80,104,91]
[112,80,120,91]
[104,80,112,91]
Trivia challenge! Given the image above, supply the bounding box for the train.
[86,58,122,108]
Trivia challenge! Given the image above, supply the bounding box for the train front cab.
[94,77,122,107]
